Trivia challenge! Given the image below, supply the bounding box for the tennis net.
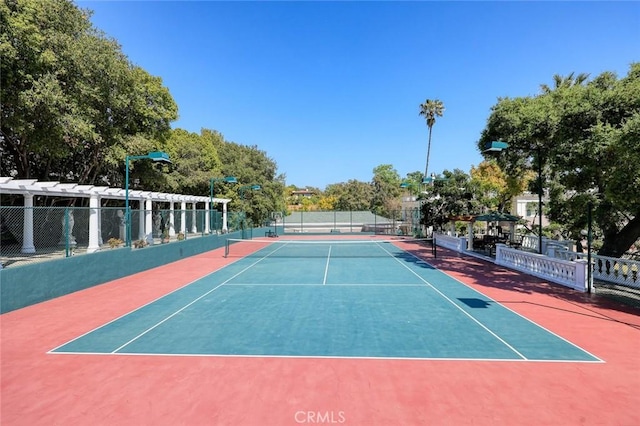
[224,238,409,259]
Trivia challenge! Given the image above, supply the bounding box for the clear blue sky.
[77,1,639,190]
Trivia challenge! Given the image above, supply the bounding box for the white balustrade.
[554,250,640,289]
[434,233,465,252]
[496,245,588,292]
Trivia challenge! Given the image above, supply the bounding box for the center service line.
[323,245,332,285]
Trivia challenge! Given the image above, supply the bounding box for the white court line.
[51,240,602,363]
[224,283,426,287]
[48,251,256,354]
[323,245,332,285]
[110,252,285,354]
[388,242,604,363]
[48,350,603,363]
[378,242,529,360]
[50,243,291,355]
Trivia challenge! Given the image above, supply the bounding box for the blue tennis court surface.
[51,240,601,362]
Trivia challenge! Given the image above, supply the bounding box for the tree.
[163,128,221,194]
[0,0,177,185]
[214,134,286,224]
[0,0,288,221]
[325,180,374,211]
[420,169,479,230]
[478,64,640,257]
[317,195,336,211]
[469,160,530,213]
[540,72,590,94]
[401,171,424,197]
[371,164,402,217]
[418,99,445,178]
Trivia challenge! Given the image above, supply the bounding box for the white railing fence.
[433,232,589,292]
[554,250,640,289]
[427,233,639,294]
[433,233,465,252]
[519,235,573,254]
[495,245,588,292]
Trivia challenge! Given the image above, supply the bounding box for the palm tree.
[418,99,445,179]
[540,72,589,93]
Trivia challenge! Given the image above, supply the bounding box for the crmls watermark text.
[294,410,346,424]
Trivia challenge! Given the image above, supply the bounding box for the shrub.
[107,237,123,249]
[134,239,148,249]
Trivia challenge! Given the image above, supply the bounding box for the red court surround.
[2,237,639,425]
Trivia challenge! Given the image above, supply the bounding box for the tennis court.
[51,239,599,362]
[2,236,639,425]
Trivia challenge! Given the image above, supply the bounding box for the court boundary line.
[112,242,428,352]
[47,350,604,363]
[395,241,606,363]
[48,245,288,354]
[381,243,528,360]
[109,251,292,353]
[223,283,428,287]
[49,239,604,363]
[322,245,331,284]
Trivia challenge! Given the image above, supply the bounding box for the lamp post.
[125,151,171,247]
[400,180,421,237]
[210,176,237,233]
[485,140,543,254]
[239,185,261,238]
[420,173,449,238]
[422,173,449,185]
[587,201,593,293]
[535,146,543,254]
[239,184,261,200]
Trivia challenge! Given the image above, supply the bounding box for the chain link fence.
[0,206,423,268]
[281,209,422,235]
[0,206,246,268]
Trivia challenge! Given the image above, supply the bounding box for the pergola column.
[145,198,153,244]
[168,202,176,237]
[180,201,187,234]
[97,196,104,246]
[87,194,101,253]
[21,194,36,254]
[191,203,198,233]
[467,221,474,250]
[222,202,229,232]
[138,199,145,241]
[204,202,210,234]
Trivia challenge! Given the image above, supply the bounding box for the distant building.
[290,189,315,198]
[287,188,317,211]
[511,191,550,229]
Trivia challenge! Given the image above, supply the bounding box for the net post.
[224,238,230,257]
[433,236,437,258]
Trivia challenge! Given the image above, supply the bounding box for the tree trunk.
[598,214,640,258]
[425,126,433,178]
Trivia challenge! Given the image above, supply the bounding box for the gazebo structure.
[446,212,521,252]
[0,177,231,255]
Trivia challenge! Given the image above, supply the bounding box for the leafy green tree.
[214,134,286,224]
[540,72,590,93]
[478,64,640,257]
[317,195,336,210]
[325,180,374,211]
[401,171,424,198]
[162,129,221,194]
[371,164,402,217]
[469,160,530,213]
[420,169,479,230]
[418,98,445,178]
[1,0,177,185]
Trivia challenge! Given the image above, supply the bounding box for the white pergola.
[0,177,231,254]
